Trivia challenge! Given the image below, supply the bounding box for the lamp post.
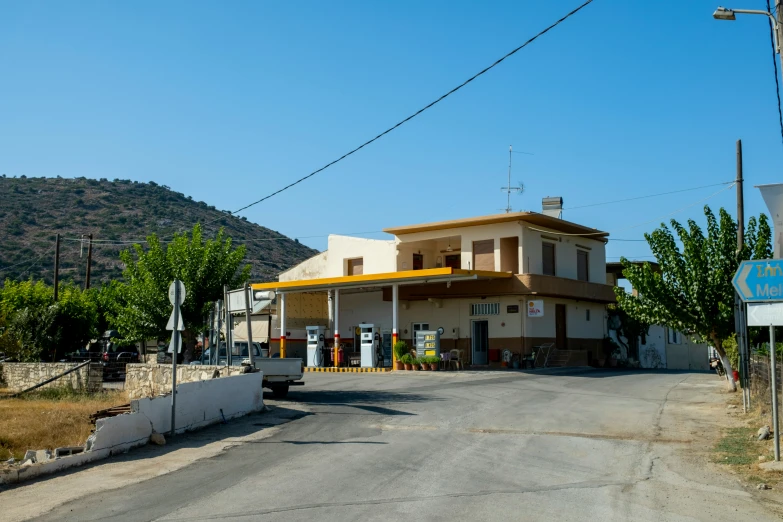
[713,5,783,83]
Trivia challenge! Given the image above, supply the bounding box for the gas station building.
[251,210,616,368]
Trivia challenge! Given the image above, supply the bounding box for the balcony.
[390,273,616,304]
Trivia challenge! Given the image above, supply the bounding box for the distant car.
[100,330,139,380]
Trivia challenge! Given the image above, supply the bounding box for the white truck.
[197,342,304,398]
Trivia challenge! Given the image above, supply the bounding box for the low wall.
[125,363,248,400]
[0,372,264,485]
[0,363,103,393]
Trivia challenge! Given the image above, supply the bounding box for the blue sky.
[1,0,781,260]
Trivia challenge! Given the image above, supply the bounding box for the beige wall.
[520,224,606,284]
[312,292,605,346]
[231,315,271,343]
[396,221,524,273]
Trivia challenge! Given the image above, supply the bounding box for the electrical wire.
[565,181,734,211]
[525,183,736,238]
[767,0,783,148]
[0,253,48,273]
[220,0,597,219]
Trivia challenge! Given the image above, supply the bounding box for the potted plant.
[419,357,431,371]
[393,341,409,371]
[401,354,413,371]
[428,355,440,371]
[411,357,420,371]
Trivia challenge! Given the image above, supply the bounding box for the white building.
[254,210,617,367]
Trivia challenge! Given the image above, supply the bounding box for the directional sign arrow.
[747,302,783,326]
[166,306,185,331]
[733,259,783,302]
[167,333,182,354]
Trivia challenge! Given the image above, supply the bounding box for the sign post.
[166,280,186,438]
[734,260,783,461]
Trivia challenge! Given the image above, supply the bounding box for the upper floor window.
[542,242,556,276]
[668,329,681,345]
[470,303,500,316]
[577,250,589,281]
[347,258,363,276]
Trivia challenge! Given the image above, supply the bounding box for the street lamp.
[713,6,781,53]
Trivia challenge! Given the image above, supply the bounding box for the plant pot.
[404,363,412,371]
[420,364,429,371]
[411,364,419,371]
[395,361,404,371]
[430,363,439,371]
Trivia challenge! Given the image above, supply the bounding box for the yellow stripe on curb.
[304,367,392,373]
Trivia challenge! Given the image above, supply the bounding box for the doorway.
[555,304,567,349]
[413,253,424,270]
[472,320,489,365]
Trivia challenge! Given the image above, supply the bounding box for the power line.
[565,181,734,211]
[222,0,597,219]
[0,253,48,273]
[767,0,783,148]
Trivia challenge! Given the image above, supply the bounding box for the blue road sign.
[733,259,783,302]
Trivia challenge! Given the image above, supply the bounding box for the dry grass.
[0,387,126,461]
[714,395,783,488]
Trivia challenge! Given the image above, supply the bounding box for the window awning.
[251,268,512,294]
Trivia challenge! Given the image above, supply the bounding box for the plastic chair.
[449,349,463,370]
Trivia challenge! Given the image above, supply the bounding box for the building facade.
[255,212,617,367]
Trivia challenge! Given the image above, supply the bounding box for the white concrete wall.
[610,325,668,369]
[132,372,264,434]
[279,236,396,280]
[524,298,605,340]
[279,251,328,281]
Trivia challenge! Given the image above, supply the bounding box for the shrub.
[393,341,409,360]
[400,354,413,365]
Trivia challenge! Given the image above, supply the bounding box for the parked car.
[100,330,139,380]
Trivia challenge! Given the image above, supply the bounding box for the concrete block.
[88,413,152,454]
[54,446,85,458]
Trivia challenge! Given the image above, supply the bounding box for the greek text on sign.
[733,260,783,302]
[528,300,544,317]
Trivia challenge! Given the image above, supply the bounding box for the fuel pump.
[306,326,326,367]
[360,325,381,368]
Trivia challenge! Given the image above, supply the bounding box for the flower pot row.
[395,355,440,371]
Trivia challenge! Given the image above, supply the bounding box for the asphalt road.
[29,369,781,521]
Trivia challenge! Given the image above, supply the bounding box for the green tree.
[0,280,98,361]
[109,225,250,343]
[615,207,771,391]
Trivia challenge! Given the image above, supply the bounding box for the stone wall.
[0,363,103,393]
[125,364,248,400]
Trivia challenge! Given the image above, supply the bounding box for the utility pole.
[53,234,60,301]
[244,282,255,366]
[735,140,750,411]
[84,233,93,290]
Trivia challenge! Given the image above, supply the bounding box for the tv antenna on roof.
[501,145,530,213]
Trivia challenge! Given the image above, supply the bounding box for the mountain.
[0,176,318,285]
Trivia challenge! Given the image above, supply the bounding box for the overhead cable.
[222,0,597,219]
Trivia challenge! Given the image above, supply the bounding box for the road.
[18,369,783,521]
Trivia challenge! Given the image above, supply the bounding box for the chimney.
[542,197,563,219]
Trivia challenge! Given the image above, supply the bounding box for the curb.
[304,367,391,373]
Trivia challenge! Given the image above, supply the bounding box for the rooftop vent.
[542,197,563,219]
